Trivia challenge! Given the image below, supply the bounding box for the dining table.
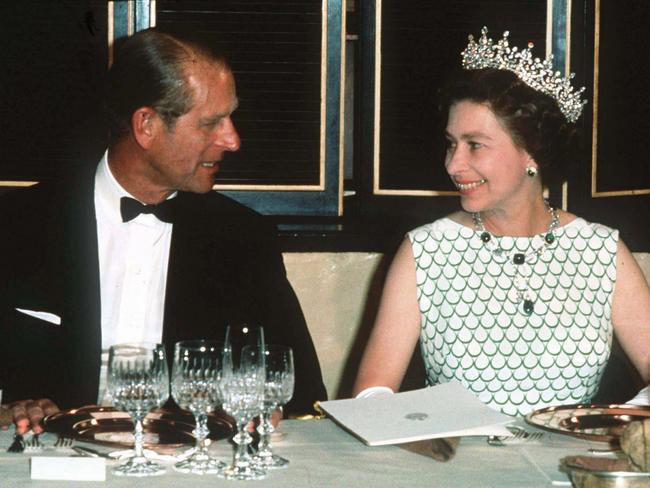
[0,417,615,487]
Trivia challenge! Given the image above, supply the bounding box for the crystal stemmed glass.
[220,345,266,480]
[223,323,265,367]
[107,343,169,477]
[254,345,294,469]
[171,340,227,475]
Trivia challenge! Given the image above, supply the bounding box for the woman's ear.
[522,152,539,175]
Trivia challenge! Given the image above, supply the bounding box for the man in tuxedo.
[0,28,326,433]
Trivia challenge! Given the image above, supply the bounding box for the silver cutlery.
[6,434,24,453]
[487,427,544,446]
[53,435,75,449]
[24,433,44,451]
[72,445,113,459]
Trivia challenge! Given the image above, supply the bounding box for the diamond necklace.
[471,201,560,315]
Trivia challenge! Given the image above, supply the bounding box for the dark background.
[0,0,649,251]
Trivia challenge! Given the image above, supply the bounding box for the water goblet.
[107,343,169,477]
[220,345,266,480]
[254,345,294,469]
[171,340,227,474]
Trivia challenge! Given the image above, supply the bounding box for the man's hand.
[270,407,282,428]
[248,408,283,433]
[3,399,59,434]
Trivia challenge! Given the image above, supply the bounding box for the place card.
[31,456,106,481]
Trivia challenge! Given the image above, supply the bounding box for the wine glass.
[171,340,227,474]
[220,345,266,480]
[223,323,265,367]
[107,343,169,477]
[254,345,294,469]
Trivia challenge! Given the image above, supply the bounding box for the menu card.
[320,381,513,446]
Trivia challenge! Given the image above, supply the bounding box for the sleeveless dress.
[407,217,618,416]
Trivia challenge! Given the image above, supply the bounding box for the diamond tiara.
[461,27,586,123]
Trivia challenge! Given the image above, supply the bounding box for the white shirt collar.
[94,150,177,225]
[95,150,132,224]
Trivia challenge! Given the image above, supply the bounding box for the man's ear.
[131,107,161,149]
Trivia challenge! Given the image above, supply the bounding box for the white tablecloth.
[0,418,612,487]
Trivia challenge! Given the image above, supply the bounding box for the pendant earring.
[526,166,538,177]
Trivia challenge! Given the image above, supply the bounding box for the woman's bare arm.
[352,238,423,395]
[611,239,650,382]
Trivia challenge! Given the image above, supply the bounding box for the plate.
[525,404,650,442]
[44,406,235,448]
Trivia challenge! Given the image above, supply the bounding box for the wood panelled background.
[567,0,650,251]
[376,0,547,192]
[591,0,650,194]
[0,0,649,249]
[157,0,324,187]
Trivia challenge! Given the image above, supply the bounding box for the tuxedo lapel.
[162,193,230,352]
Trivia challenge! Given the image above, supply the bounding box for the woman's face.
[444,100,537,215]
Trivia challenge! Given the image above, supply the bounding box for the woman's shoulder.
[407,212,475,241]
[558,210,619,239]
[558,212,619,250]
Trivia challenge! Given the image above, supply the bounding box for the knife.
[72,445,113,459]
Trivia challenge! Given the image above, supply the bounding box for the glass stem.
[194,412,209,455]
[256,409,273,458]
[133,413,145,459]
[233,421,251,468]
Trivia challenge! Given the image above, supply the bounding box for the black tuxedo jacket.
[0,165,326,414]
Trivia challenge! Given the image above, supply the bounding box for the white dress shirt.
[94,151,174,404]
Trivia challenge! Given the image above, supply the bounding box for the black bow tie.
[120,196,177,223]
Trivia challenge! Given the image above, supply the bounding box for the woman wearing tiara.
[353,27,650,416]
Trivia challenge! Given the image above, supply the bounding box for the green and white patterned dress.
[408,217,618,416]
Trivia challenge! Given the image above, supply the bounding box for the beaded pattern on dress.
[408,218,617,416]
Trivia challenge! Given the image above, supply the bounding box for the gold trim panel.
[0,181,38,187]
[337,0,347,216]
[317,0,327,192]
[213,184,323,191]
[591,0,649,197]
[107,1,114,67]
[372,0,382,194]
[374,189,457,197]
[150,0,157,27]
[590,0,600,196]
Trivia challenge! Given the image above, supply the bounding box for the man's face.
[145,61,240,195]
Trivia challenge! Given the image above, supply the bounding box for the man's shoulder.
[0,181,61,220]
[0,165,94,205]
[178,191,260,216]
[0,166,95,230]
[177,191,272,231]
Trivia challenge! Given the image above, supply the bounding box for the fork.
[487,428,544,446]
[6,433,24,453]
[53,435,74,449]
[24,433,44,451]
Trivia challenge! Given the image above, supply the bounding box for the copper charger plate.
[525,403,650,443]
[44,406,235,449]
